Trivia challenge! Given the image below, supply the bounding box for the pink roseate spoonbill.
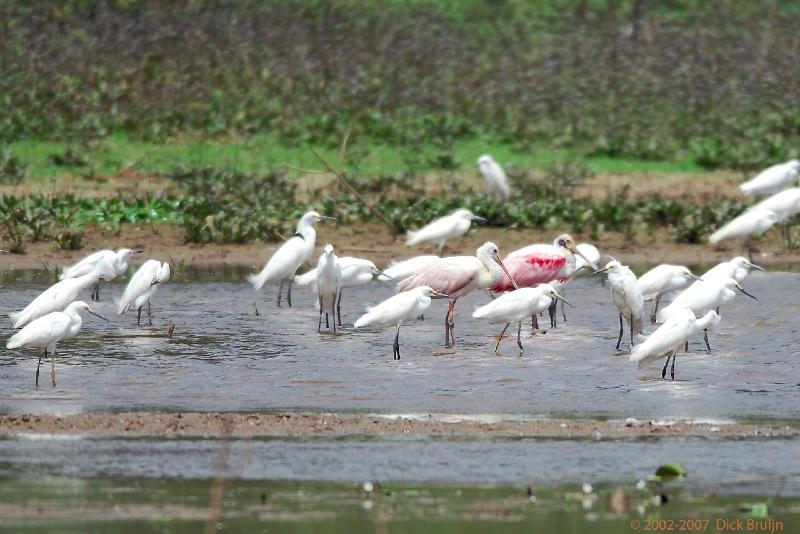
[593,260,644,350]
[473,284,572,354]
[354,286,449,360]
[630,309,721,380]
[248,211,336,307]
[61,248,142,301]
[492,234,595,330]
[405,209,486,255]
[739,160,800,195]
[476,155,510,200]
[397,242,516,348]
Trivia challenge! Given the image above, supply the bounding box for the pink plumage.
[397,258,479,298]
[491,235,581,293]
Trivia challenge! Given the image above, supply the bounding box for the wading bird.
[248,211,336,306]
[656,277,756,350]
[709,208,780,260]
[315,245,341,332]
[61,248,141,301]
[702,256,764,284]
[295,256,381,326]
[476,154,510,200]
[749,187,800,245]
[10,261,116,328]
[548,242,601,327]
[739,159,800,195]
[637,264,701,323]
[630,309,721,380]
[493,234,595,330]
[398,242,515,348]
[594,260,644,350]
[6,301,108,387]
[473,284,571,354]
[377,256,440,282]
[354,286,449,360]
[405,209,486,255]
[117,259,172,326]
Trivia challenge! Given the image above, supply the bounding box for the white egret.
[354,286,449,359]
[397,242,516,348]
[749,187,800,244]
[709,209,780,259]
[472,284,572,353]
[405,209,486,255]
[10,261,116,328]
[248,211,336,306]
[60,248,141,301]
[377,255,440,282]
[6,300,108,386]
[630,309,721,380]
[476,155,510,199]
[294,256,381,326]
[739,160,800,195]
[315,245,341,332]
[117,259,172,326]
[656,277,756,350]
[594,260,644,350]
[702,256,764,283]
[637,264,702,323]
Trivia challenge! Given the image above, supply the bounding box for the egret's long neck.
[296,221,316,241]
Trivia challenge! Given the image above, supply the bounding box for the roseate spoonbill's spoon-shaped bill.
[61,248,142,301]
[397,242,517,348]
[656,277,756,351]
[476,154,510,200]
[709,208,780,262]
[354,286,449,360]
[739,160,800,196]
[405,209,486,256]
[637,264,702,323]
[248,211,336,307]
[315,244,341,332]
[10,261,116,328]
[630,310,721,380]
[594,260,644,350]
[6,301,109,387]
[118,259,172,326]
[473,284,572,354]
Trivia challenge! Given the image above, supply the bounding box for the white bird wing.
[750,188,800,218]
[406,215,466,245]
[740,163,794,194]
[354,291,418,328]
[294,268,318,287]
[60,250,114,280]
[10,278,82,328]
[709,209,777,243]
[472,287,543,321]
[630,310,694,368]
[7,311,71,349]
[118,260,160,314]
[248,236,309,290]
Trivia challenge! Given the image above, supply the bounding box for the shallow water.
[1,269,798,418]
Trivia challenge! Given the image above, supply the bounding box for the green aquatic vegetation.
[0,150,27,185]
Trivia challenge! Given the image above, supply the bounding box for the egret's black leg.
[325,313,329,329]
[661,353,672,379]
[561,298,567,322]
[651,296,660,324]
[137,307,142,326]
[629,313,634,345]
[36,350,45,387]
[715,306,720,315]
[277,280,284,307]
[318,296,323,332]
[703,329,711,351]
[393,326,401,360]
[616,313,624,350]
[147,302,153,327]
[494,323,511,353]
[685,340,689,352]
[516,322,524,352]
[287,279,293,307]
[548,299,557,328]
[332,309,336,333]
[337,291,342,327]
[670,352,676,380]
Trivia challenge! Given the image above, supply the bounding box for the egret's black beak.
[319,216,337,222]
[748,263,765,272]
[431,291,450,299]
[88,309,109,322]
[737,286,757,300]
[592,267,610,275]
[132,249,145,254]
[471,215,487,223]
[689,274,703,281]
[557,295,574,308]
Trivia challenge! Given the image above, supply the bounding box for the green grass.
[5,134,702,184]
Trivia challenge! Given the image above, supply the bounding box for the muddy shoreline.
[1,412,796,440]
[3,222,799,271]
